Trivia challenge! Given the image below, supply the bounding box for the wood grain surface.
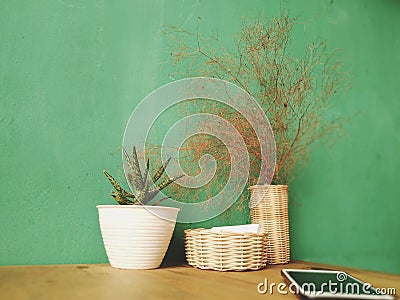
[0,261,398,299]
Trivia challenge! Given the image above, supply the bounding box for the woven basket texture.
[184,228,268,271]
[250,185,290,264]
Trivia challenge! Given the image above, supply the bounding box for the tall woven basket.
[249,185,290,264]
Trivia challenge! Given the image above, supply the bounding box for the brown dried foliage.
[164,16,342,186]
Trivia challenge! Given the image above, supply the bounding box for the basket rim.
[249,184,288,189]
[184,228,267,238]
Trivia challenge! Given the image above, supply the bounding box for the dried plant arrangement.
[164,16,342,185]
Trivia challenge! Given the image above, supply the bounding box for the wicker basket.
[249,185,290,264]
[184,228,268,271]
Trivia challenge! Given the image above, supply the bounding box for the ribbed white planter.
[97,205,180,269]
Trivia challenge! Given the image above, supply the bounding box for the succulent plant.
[104,146,182,205]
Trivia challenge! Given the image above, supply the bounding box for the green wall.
[1,0,399,274]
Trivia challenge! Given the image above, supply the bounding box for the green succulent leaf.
[156,176,174,191]
[123,147,144,192]
[151,157,171,184]
[104,147,182,206]
[158,175,184,191]
[142,175,184,204]
[104,170,127,194]
[110,192,136,205]
[141,189,160,204]
[142,158,150,189]
[103,170,137,204]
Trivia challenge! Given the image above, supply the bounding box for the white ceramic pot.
[97,205,180,269]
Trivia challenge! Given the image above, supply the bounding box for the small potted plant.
[98,146,182,269]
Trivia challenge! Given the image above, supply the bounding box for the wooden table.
[0,261,398,299]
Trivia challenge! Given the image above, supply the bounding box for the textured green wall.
[1,0,399,274]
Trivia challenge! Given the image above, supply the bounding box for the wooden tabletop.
[0,261,398,299]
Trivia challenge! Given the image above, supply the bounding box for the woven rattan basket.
[250,185,290,264]
[184,228,268,271]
